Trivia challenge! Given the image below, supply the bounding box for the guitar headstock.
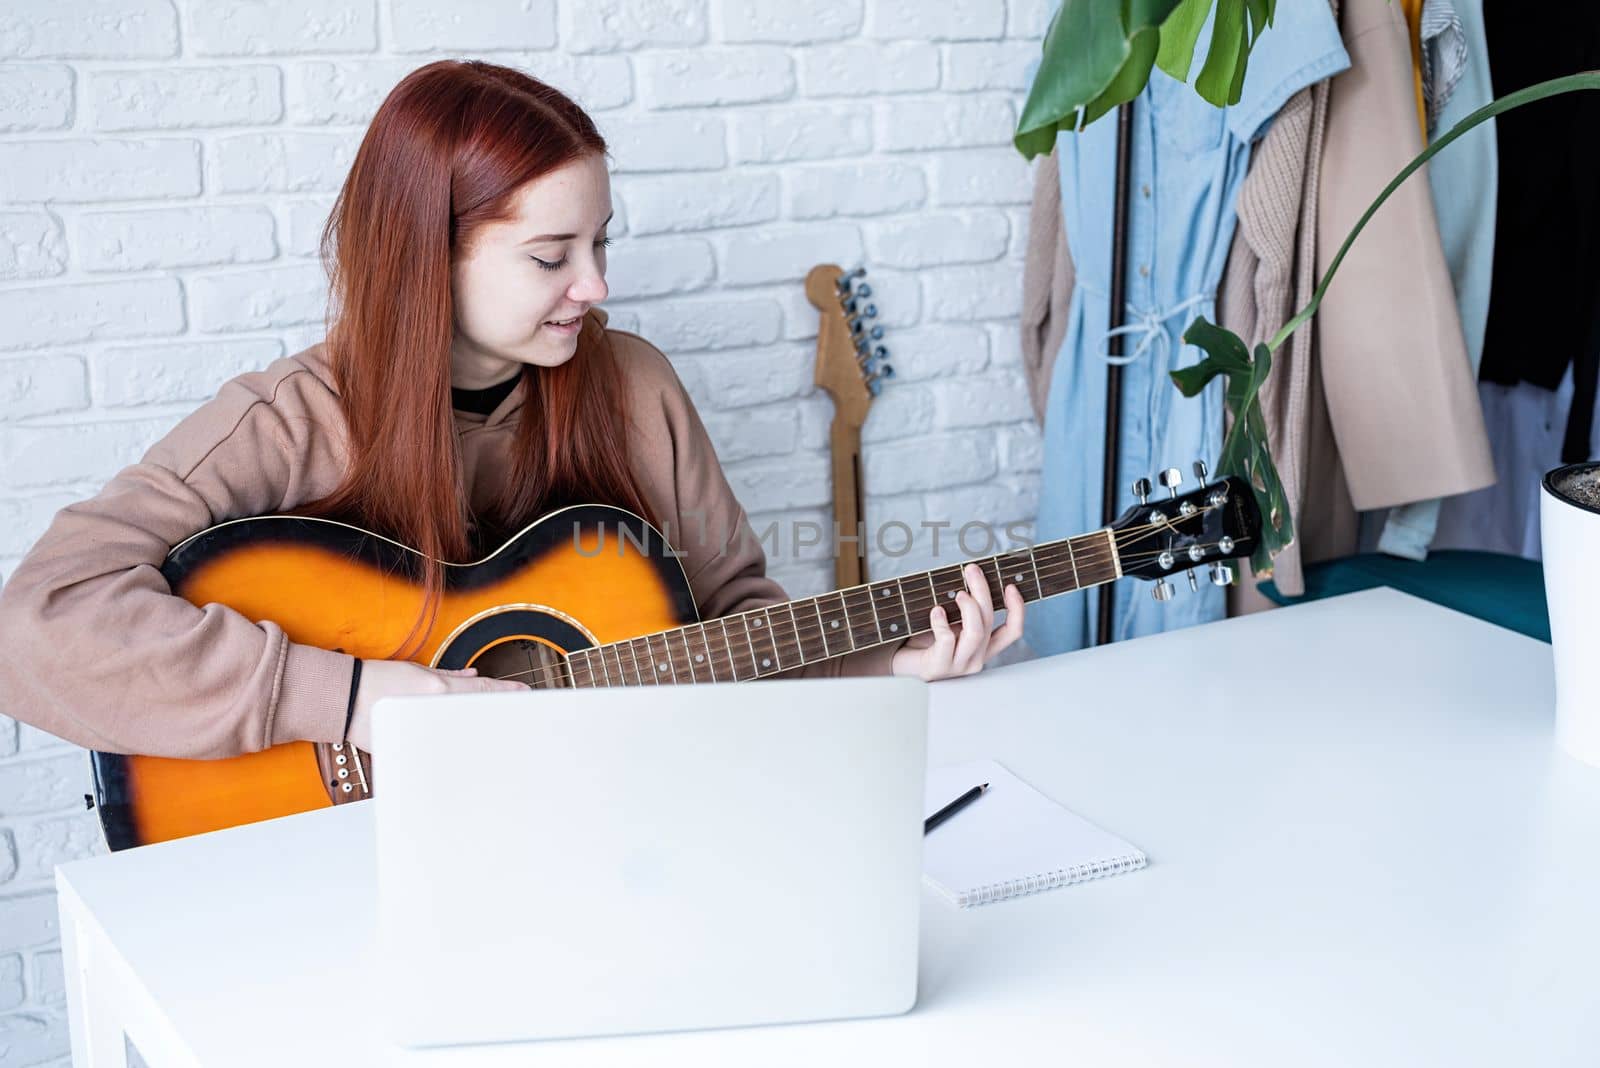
[807,263,893,427]
[1109,462,1261,600]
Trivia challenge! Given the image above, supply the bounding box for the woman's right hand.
[344,659,530,753]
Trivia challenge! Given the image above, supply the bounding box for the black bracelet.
[343,658,363,743]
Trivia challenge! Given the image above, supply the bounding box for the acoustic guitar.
[87,469,1257,851]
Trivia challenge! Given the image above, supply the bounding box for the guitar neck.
[565,529,1121,687]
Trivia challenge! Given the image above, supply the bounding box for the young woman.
[0,60,1024,774]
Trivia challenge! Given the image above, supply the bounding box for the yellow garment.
[1400,0,1427,140]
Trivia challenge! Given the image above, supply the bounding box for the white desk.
[56,588,1600,1066]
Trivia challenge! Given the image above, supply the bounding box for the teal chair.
[1257,550,1551,643]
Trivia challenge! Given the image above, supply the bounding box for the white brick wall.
[0,2,1047,1060]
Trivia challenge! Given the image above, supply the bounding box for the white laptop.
[372,675,929,1048]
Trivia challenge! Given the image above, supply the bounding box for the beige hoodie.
[0,308,905,760]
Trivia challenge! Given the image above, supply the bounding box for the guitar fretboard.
[564,530,1119,687]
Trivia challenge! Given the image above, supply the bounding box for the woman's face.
[449,152,612,388]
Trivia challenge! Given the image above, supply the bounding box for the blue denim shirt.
[1025,6,1349,657]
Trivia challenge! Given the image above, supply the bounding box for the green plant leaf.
[1016,0,1281,154]
[1172,318,1292,577]
[1194,0,1248,106]
[1079,24,1163,129]
[1154,0,1212,83]
[1014,0,1183,159]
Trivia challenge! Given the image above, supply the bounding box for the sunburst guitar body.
[91,504,694,850]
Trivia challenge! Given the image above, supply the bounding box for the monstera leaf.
[1015,0,1279,160]
[1170,320,1286,578]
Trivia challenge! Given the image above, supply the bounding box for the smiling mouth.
[544,315,582,327]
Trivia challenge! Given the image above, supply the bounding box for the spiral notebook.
[922,759,1147,908]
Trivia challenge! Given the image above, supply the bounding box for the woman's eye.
[531,237,612,272]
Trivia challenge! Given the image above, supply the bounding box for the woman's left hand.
[890,562,1025,681]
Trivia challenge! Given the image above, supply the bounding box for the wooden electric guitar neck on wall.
[89,472,1257,851]
[809,263,892,590]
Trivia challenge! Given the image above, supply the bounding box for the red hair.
[294,60,659,661]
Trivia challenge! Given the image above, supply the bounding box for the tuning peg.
[855,283,872,298]
[1160,468,1183,498]
[1152,578,1174,602]
[1187,568,1200,592]
[1133,477,1152,505]
[1193,459,1209,484]
[1209,562,1234,586]
[1218,536,1234,554]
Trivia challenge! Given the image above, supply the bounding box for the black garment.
[451,372,521,416]
[1479,4,1600,459]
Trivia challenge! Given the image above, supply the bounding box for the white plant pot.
[1541,461,1600,768]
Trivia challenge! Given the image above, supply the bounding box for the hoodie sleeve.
[0,366,355,758]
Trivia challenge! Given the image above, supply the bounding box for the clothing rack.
[1096,102,1136,647]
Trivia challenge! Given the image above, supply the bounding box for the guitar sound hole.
[467,640,572,690]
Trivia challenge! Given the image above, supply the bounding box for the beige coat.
[1020,0,1492,601]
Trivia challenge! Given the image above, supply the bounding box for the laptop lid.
[373,675,928,1047]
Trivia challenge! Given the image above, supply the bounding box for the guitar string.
[483,506,1242,688]
[491,528,1245,689]
[534,536,1239,690]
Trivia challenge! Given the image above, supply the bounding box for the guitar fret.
[787,603,810,664]
[705,621,732,681]
[976,557,1001,605]
[629,638,651,685]
[696,623,719,682]
[812,598,831,657]
[1025,545,1044,597]
[719,618,746,681]
[897,575,917,632]
[929,566,961,620]
[745,609,780,675]
[842,586,880,648]
[666,630,694,683]
[1066,537,1081,589]
[868,580,909,641]
[863,584,886,643]
[770,605,801,669]
[735,614,766,675]
[597,648,613,687]
[763,608,785,673]
[647,633,676,684]
[818,591,856,654]
[839,592,859,651]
